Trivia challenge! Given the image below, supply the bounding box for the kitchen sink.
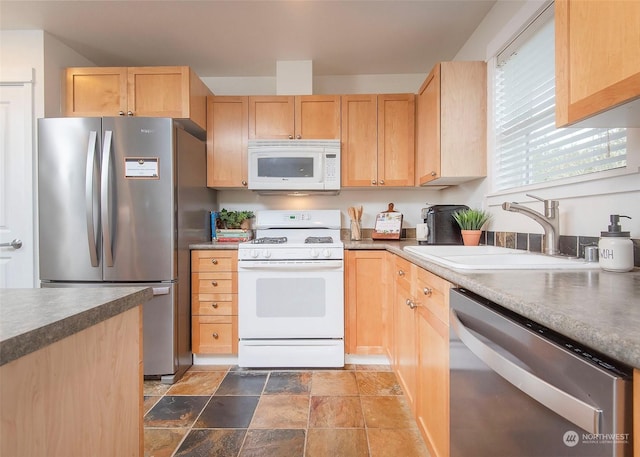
[403,245,600,270]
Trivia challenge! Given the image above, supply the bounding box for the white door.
[0,70,36,288]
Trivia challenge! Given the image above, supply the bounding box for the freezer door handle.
[152,287,170,296]
[101,130,114,267]
[450,307,603,434]
[85,130,99,267]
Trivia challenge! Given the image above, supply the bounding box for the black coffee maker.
[419,205,469,245]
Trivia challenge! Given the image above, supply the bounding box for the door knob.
[0,239,22,249]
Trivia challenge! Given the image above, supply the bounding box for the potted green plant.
[217,209,254,230]
[452,208,491,246]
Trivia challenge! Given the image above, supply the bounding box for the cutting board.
[372,203,403,240]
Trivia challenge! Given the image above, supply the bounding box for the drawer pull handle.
[211,281,218,286]
[211,259,218,264]
[211,303,218,309]
[212,332,219,339]
[398,269,405,277]
[423,287,432,296]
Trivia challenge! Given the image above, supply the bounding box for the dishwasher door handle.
[450,308,602,434]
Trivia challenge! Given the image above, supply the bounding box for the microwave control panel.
[324,153,340,187]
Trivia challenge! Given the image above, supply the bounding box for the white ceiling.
[0,0,497,78]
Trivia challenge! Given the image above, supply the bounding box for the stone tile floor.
[143,364,430,457]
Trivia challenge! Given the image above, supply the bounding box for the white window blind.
[494,10,627,191]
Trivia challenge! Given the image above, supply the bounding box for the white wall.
[1,30,95,118]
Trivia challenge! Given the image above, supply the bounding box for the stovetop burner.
[252,236,288,244]
[305,236,334,244]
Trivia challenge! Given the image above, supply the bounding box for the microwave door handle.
[450,308,602,434]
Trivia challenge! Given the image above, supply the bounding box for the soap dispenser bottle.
[598,215,634,272]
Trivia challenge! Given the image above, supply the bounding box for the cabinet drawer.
[416,268,451,324]
[394,256,414,290]
[192,316,238,354]
[192,272,237,294]
[192,294,237,316]
[191,250,238,272]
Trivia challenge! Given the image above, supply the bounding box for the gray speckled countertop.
[191,239,640,369]
[0,287,153,366]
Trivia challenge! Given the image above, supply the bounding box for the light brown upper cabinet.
[248,95,341,139]
[65,66,212,135]
[555,0,640,127]
[206,96,248,188]
[415,61,486,186]
[341,94,415,187]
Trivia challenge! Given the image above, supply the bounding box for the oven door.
[238,259,344,339]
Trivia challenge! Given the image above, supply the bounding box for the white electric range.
[237,209,344,368]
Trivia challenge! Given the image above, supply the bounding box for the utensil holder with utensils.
[348,206,363,240]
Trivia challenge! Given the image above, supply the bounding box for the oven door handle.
[238,260,343,271]
[450,308,602,434]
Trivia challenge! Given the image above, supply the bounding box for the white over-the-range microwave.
[247,139,340,194]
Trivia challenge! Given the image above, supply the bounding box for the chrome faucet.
[502,194,560,255]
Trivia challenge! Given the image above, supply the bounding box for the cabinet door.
[295,95,341,139]
[415,65,441,184]
[378,94,415,187]
[345,250,387,355]
[341,95,378,187]
[65,67,128,116]
[248,96,295,139]
[416,307,450,457]
[556,0,640,127]
[207,96,248,188]
[393,257,417,409]
[127,66,188,118]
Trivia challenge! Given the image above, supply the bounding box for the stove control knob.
[263,250,272,259]
[322,249,332,258]
[250,250,259,258]
[310,249,320,258]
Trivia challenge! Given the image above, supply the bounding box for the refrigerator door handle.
[101,130,114,267]
[152,287,171,296]
[85,130,99,267]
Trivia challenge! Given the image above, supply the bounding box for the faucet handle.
[526,193,546,202]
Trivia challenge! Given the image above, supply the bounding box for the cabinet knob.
[211,259,218,264]
[371,179,377,185]
[423,287,432,296]
[127,111,134,116]
[288,135,294,139]
[379,179,385,185]
[431,171,437,177]
[406,299,417,309]
[211,303,218,309]
[212,332,219,339]
[398,269,405,276]
[296,135,301,139]
[242,180,247,186]
[211,281,218,286]
[118,111,125,116]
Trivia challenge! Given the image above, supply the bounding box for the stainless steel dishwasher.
[450,288,633,457]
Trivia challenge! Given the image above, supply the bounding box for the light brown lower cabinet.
[191,250,238,355]
[415,267,451,457]
[387,253,452,457]
[0,307,143,457]
[345,250,389,355]
[392,255,418,410]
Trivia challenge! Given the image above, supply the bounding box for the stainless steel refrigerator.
[38,117,215,383]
